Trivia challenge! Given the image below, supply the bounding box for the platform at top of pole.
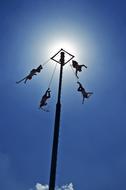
[51,48,75,65]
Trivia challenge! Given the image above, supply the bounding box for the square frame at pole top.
[50,48,75,65]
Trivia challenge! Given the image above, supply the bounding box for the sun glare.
[34,34,83,86]
[35,26,96,85]
[50,40,76,56]
[48,38,80,66]
[44,33,82,61]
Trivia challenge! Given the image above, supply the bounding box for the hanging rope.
[16,58,51,84]
[48,62,58,88]
[41,59,51,67]
[39,62,57,112]
[37,58,51,68]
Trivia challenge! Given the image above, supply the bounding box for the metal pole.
[49,52,65,190]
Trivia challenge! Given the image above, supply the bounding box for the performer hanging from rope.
[77,81,93,104]
[39,88,51,111]
[35,65,43,73]
[72,60,87,79]
[39,62,57,112]
[16,65,43,84]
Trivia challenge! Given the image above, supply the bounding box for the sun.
[44,33,81,61]
[39,37,79,86]
[49,39,77,56]
[35,26,94,83]
[49,40,77,68]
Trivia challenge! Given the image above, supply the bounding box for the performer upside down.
[77,82,93,104]
[16,65,43,84]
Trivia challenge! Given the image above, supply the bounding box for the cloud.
[35,183,74,190]
[57,183,74,190]
[36,183,48,190]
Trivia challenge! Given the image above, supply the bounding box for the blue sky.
[0,0,126,190]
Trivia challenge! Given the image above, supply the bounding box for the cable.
[48,62,58,88]
[38,58,51,67]
[41,59,51,67]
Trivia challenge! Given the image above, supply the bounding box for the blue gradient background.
[0,0,126,190]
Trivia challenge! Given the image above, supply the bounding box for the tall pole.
[49,52,65,190]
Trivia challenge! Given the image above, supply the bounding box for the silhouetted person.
[24,69,37,83]
[77,82,93,104]
[36,65,43,73]
[72,60,87,79]
[39,88,51,110]
[16,65,43,84]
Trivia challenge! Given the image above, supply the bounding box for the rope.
[39,58,51,67]
[48,62,58,88]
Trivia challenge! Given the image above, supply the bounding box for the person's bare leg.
[82,95,85,104]
[75,70,79,78]
[24,78,28,83]
[87,92,93,98]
